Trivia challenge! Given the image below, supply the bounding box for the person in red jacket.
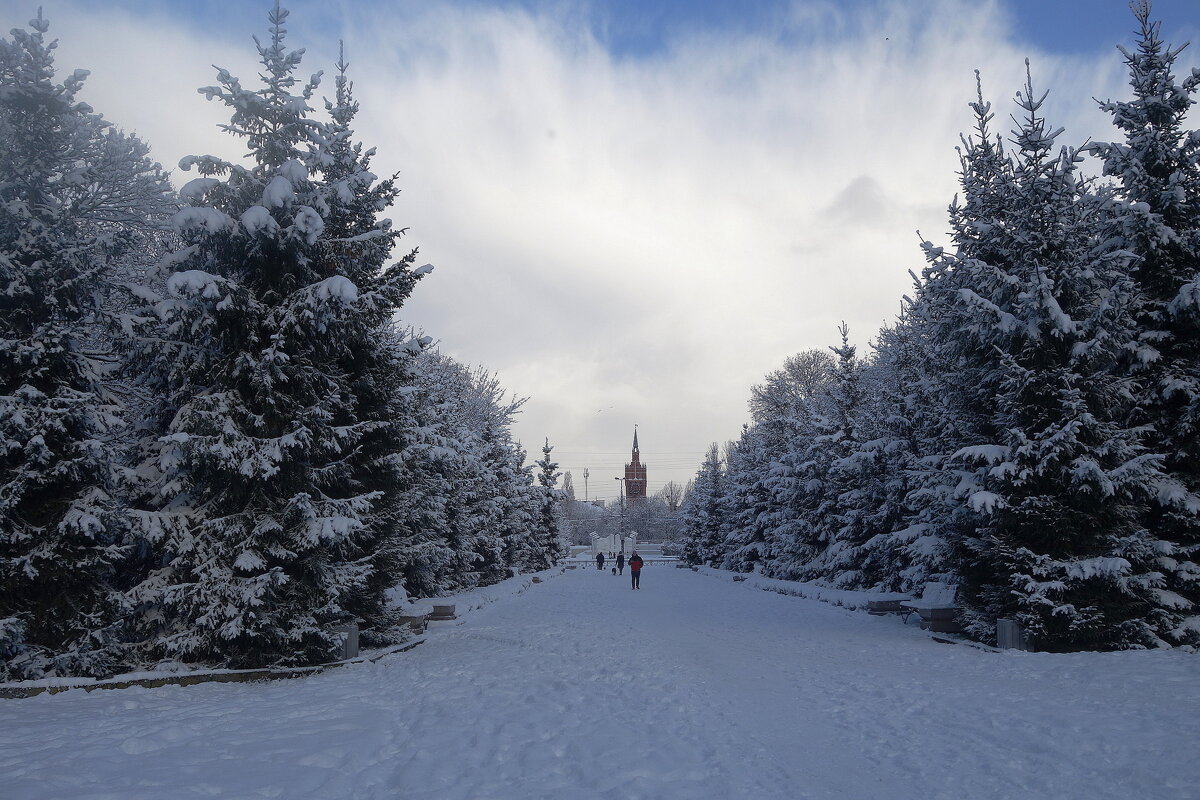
[628,552,644,590]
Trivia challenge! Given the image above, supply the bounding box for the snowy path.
[2,567,1197,799]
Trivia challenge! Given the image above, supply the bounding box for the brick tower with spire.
[624,427,647,501]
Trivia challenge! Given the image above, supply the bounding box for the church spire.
[625,425,647,500]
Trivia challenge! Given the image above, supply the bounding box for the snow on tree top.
[240,205,278,236]
[172,207,234,235]
[278,159,308,183]
[968,490,1004,513]
[952,444,1010,464]
[311,276,358,304]
[1061,556,1132,580]
[167,270,225,300]
[262,175,295,208]
[290,206,324,244]
[180,177,220,204]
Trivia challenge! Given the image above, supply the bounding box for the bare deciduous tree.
[657,480,685,512]
[748,349,835,425]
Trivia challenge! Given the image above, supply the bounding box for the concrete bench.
[396,603,433,633]
[866,597,909,616]
[899,582,962,633]
[397,612,429,633]
[428,601,457,621]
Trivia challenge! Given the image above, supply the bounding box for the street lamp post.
[614,476,626,556]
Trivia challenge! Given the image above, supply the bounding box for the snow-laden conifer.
[0,11,172,679]
[759,409,824,580]
[719,425,773,573]
[795,324,877,586]
[129,4,420,667]
[397,351,541,595]
[682,443,728,567]
[1089,1,1200,646]
[531,438,568,569]
[854,318,956,592]
[744,351,833,580]
[920,68,1170,650]
[306,43,428,644]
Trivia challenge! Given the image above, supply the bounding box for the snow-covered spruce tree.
[759,406,825,581]
[0,11,173,679]
[308,45,428,643]
[720,424,773,573]
[818,329,917,591]
[854,317,955,593]
[922,68,1171,650]
[743,350,833,580]
[756,327,863,583]
[130,5,421,667]
[398,352,540,594]
[1089,1,1200,646]
[797,324,873,587]
[459,368,536,584]
[682,443,728,567]
[385,339,461,598]
[492,438,540,575]
[901,73,1019,602]
[531,438,567,570]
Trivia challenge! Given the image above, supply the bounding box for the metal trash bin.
[997,618,1028,651]
[331,622,360,660]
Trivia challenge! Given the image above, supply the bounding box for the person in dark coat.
[616,552,625,575]
[628,552,644,589]
[596,552,605,571]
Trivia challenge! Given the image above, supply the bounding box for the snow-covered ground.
[2,566,1196,799]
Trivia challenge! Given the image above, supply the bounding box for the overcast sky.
[5,0,1198,500]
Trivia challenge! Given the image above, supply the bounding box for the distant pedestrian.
[596,552,605,571]
[629,552,643,590]
[616,553,625,575]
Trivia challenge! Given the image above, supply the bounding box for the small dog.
[612,567,617,575]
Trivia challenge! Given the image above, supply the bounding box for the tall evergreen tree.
[379,329,457,600]
[923,68,1169,650]
[0,11,172,679]
[682,443,728,567]
[799,324,872,586]
[760,407,824,581]
[1090,1,1200,646]
[532,437,567,569]
[757,328,862,583]
[129,4,414,667]
[744,350,834,580]
[400,353,541,594]
[720,425,773,573]
[901,73,1017,600]
[488,434,536,578]
[311,43,427,643]
[855,317,955,592]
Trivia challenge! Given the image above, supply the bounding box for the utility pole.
[614,476,626,541]
[583,468,589,502]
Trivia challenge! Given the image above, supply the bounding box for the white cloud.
[5,0,1147,493]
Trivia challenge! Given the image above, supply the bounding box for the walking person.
[628,551,643,590]
[616,552,625,575]
[596,552,605,571]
